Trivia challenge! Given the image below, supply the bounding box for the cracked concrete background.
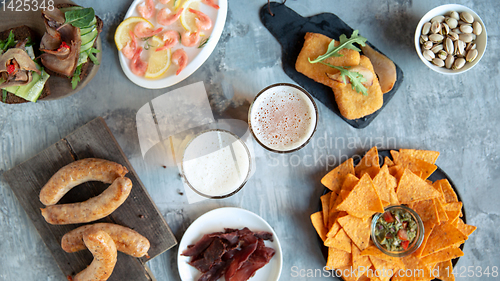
[0,0,499,280]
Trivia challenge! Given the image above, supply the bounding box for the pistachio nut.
[459,33,473,43]
[445,54,455,69]
[453,57,466,69]
[422,49,435,61]
[449,11,459,20]
[460,24,473,34]
[460,12,474,24]
[432,58,445,67]
[473,21,482,36]
[445,17,458,29]
[431,15,445,23]
[466,49,478,62]
[422,22,431,35]
[431,21,441,34]
[429,33,444,42]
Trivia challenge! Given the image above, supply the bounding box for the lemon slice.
[114,17,153,51]
[145,36,172,79]
[173,0,182,9]
[180,0,202,32]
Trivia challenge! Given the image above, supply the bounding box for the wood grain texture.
[3,117,176,281]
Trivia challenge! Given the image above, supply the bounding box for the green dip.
[375,208,417,252]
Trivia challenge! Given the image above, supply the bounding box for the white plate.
[119,0,227,89]
[177,207,283,281]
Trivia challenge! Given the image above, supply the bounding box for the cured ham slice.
[0,48,40,88]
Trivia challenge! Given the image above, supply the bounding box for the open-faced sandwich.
[0,26,50,103]
[40,4,103,90]
[0,4,102,104]
[296,31,397,120]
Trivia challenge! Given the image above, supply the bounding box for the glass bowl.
[371,205,424,257]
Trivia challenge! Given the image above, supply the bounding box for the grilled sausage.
[39,158,128,206]
[40,177,132,225]
[73,229,117,281]
[62,223,150,258]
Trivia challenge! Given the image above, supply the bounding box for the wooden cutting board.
[3,117,177,281]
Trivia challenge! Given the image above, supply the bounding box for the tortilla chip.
[434,260,455,281]
[311,211,328,241]
[437,179,458,203]
[325,228,352,253]
[396,169,441,204]
[433,198,449,222]
[328,191,340,229]
[399,149,440,164]
[338,215,371,251]
[368,256,398,281]
[337,174,384,218]
[414,222,436,257]
[296,32,361,89]
[343,173,360,193]
[326,246,352,269]
[456,219,477,237]
[421,222,467,257]
[372,165,399,206]
[384,156,395,167]
[389,165,405,183]
[444,202,462,223]
[359,166,382,179]
[432,181,446,203]
[327,221,341,238]
[352,243,372,274]
[360,245,405,269]
[336,265,363,281]
[421,247,464,265]
[394,254,431,280]
[322,158,355,193]
[409,199,440,225]
[321,192,332,227]
[393,153,437,180]
[355,147,380,177]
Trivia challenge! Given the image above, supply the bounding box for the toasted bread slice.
[296,32,360,89]
[330,55,383,120]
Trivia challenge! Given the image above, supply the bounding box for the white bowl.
[414,4,487,75]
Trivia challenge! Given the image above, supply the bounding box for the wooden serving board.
[3,117,177,281]
[260,2,404,129]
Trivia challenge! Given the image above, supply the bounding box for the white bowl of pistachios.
[415,4,487,74]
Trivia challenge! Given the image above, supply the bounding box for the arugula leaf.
[198,37,210,48]
[87,48,100,65]
[321,62,368,96]
[0,30,16,52]
[71,65,83,90]
[309,30,367,63]
[63,8,95,28]
[2,89,7,103]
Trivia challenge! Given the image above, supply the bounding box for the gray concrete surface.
[0,0,499,280]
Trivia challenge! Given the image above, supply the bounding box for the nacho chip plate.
[260,2,404,129]
[316,150,466,280]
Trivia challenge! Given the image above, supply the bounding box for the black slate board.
[260,2,404,129]
[317,150,465,280]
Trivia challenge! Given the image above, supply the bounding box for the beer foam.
[182,131,250,197]
[250,85,317,151]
